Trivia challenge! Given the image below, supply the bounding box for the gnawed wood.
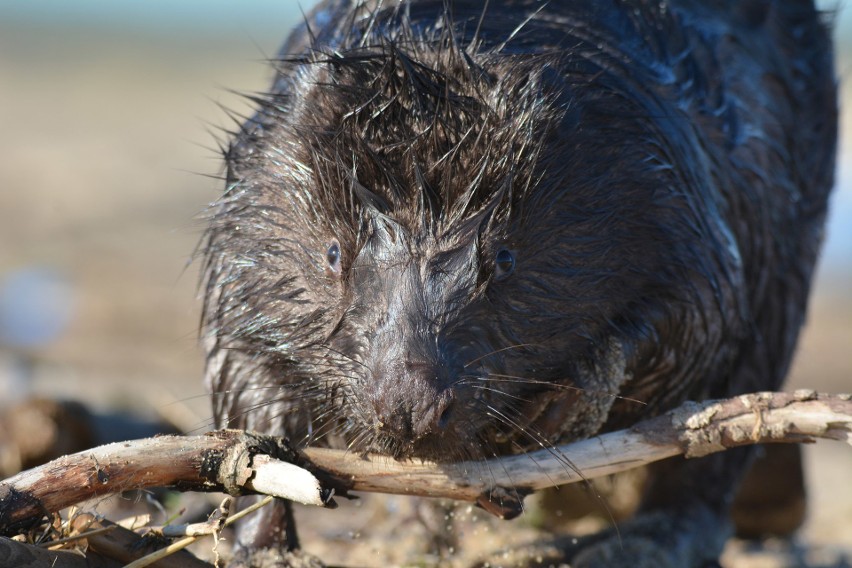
[302,390,852,516]
[1,391,850,532]
[0,430,331,536]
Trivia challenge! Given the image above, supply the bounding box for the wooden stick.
[1,390,849,532]
[122,496,274,568]
[301,390,852,517]
[0,430,331,535]
[68,514,212,568]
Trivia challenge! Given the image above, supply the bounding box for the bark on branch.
[1,390,850,534]
[0,430,333,536]
[304,389,852,517]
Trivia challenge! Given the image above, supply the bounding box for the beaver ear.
[494,248,515,279]
[325,240,342,278]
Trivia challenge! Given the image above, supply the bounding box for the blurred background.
[0,1,849,565]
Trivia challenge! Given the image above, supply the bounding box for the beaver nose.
[372,361,455,440]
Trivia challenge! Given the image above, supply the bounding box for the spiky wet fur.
[200,0,835,562]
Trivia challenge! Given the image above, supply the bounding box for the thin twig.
[39,525,117,548]
[123,496,274,568]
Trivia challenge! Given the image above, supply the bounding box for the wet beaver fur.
[201,0,836,565]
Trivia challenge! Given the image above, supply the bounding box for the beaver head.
[202,4,745,462]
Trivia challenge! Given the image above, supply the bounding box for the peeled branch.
[1,390,850,533]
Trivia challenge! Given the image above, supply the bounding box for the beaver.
[200,0,836,565]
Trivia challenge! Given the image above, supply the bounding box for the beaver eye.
[325,241,342,276]
[494,248,515,279]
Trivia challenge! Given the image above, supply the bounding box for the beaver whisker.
[479,373,646,406]
[466,384,533,404]
[460,343,538,368]
[299,411,344,447]
[206,381,315,397]
[478,400,623,528]
[480,401,587,483]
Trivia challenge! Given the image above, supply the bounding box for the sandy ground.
[0,9,850,568]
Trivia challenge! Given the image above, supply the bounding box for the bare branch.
[1,390,849,532]
[0,430,332,536]
[301,390,852,516]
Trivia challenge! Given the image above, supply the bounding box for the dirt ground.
[0,6,850,567]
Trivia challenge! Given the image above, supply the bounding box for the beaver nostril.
[437,399,455,429]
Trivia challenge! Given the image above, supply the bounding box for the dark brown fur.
[201,1,836,565]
